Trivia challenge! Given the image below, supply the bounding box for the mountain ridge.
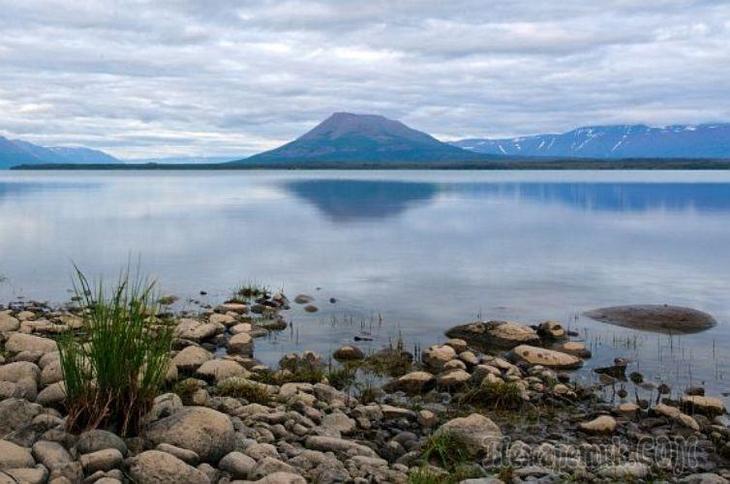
[452,123,730,159]
[0,136,120,168]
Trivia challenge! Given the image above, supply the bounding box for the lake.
[1,170,728,399]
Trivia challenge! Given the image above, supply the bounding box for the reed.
[58,266,173,436]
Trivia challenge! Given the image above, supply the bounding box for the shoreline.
[1,293,728,483]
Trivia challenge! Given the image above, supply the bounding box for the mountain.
[229,112,487,165]
[452,124,730,159]
[0,137,120,168]
[127,155,238,164]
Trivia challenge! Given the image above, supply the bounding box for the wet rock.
[383,371,435,395]
[655,403,700,431]
[303,304,319,313]
[682,395,726,417]
[446,320,540,350]
[434,413,502,459]
[578,415,617,434]
[537,320,566,340]
[332,345,364,361]
[127,450,211,484]
[585,304,716,334]
[228,333,253,355]
[294,295,314,304]
[146,407,235,462]
[509,345,582,370]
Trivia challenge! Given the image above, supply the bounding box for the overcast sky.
[1,0,729,158]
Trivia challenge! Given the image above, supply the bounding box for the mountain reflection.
[456,182,730,212]
[285,179,438,221]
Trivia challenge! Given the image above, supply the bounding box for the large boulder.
[434,413,502,459]
[509,345,582,370]
[584,305,716,334]
[127,450,211,484]
[446,321,540,350]
[145,407,235,462]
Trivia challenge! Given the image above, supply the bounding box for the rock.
[434,413,502,458]
[243,442,279,461]
[617,402,640,415]
[80,449,123,473]
[384,371,435,394]
[594,360,628,379]
[155,444,199,465]
[436,369,471,388]
[4,333,57,354]
[172,346,212,372]
[509,345,583,370]
[36,381,65,407]
[0,313,20,332]
[76,429,128,456]
[422,344,456,371]
[250,457,298,479]
[578,415,616,434]
[654,403,700,432]
[305,436,378,457]
[195,359,247,383]
[598,462,650,480]
[446,320,540,350]
[553,341,592,358]
[40,359,64,385]
[174,319,220,341]
[294,295,314,304]
[678,473,730,484]
[32,441,72,471]
[209,313,236,327]
[537,320,566,340]
[219,451,255,478]
[146,393,183,423]
[250,472,306,484]
[228,333,253,355]
[127,450,211,484]
[585,305,716,334]
[303,305,318,313]
[682,395,726,417]
[321,411,356,435]
[0,398,42,436]
[417,410,438,428]
[332,345,364,361]
[445,338,468,353]
[0,440,35,470]
[4,467,48,484]
[145,407,235,462]
[218,303,247,314]
[0,361,40,383]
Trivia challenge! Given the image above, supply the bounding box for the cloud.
[0,0,728,157]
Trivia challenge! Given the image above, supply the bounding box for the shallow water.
[1,170,728,399]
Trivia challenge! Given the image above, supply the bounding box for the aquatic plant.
[231,281,270,301]
[58,266,173,436]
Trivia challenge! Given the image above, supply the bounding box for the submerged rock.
[446,320,540,350]
[584,304,716,334]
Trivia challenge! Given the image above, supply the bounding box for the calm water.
[1,170,728,399]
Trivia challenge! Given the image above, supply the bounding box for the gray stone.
[219,451,256,478]
[0,440,35,470]
[127,450,211,484]
[80,449,123,473]
[76,429,128,456]
[585,305,716,334]
[446,320,540,350]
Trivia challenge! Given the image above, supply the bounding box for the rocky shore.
[0,293,728,484]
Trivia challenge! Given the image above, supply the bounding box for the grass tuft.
[231,281,270,302]
[421,430,471,471]
[57,265,173,436]
[217,377,271,404]
[456,379,524,410]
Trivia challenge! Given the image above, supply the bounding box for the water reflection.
[286,179,438,221]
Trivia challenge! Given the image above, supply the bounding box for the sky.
[1,0,729,159]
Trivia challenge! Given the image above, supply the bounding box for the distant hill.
[127,155,238,164]
[228,112,489,165]
[452,124,730,159]
[0,136,120,168]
